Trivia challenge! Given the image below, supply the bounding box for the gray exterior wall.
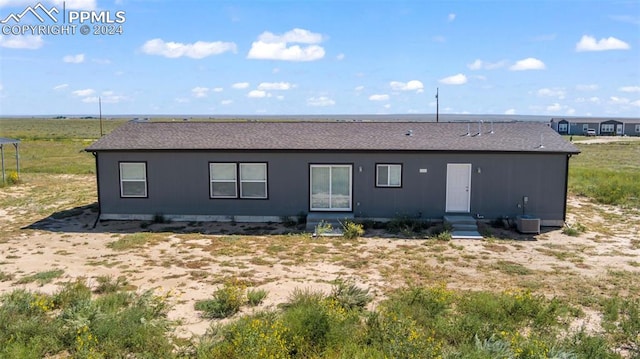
[623,123,640,136]
[568,122,597,135]
[95,150,571,225]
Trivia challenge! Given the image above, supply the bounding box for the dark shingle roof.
[85,121,580,154]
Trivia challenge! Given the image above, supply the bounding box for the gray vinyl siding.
[623,123,640,136]
[96,151,570,222]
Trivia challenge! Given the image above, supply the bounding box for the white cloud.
[439,73,467,85]
[72,88,95,97]
[546,103,562,112]
[390,80,424,92]
[544,103,574,114]
[384,104,391,109]
[307,96,335,107]
[63,53,84,63]
[575,35,630,52]
[576,96,601,104]
[247,90,271,98]
[504,108,516,115]
[0,35,43,49]
[336,53,345,60]
[258,28,323,43]
[509,57,546,71]
[609,96,630,105]
[191,86,209,98]
[619,86,640,93]
[79,90,127,104]
[175,98,190,104]
[141,38,237,59]
[258,82,293,90]
[369,94,389,101]
[355,86,364,91]
[448,13,456,22]
[631,100,640,107]
[537,88,565,99]
[232,82,250,89]
[221,99,233,105]
[432,35,446,43]
[467,59,507,70]
[467,59,482,70]
[53,83,68,91]
[576,84,598,91]
[213,87,223,92]
[247,28,325,61]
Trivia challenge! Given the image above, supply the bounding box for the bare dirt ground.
[1,177,639,340]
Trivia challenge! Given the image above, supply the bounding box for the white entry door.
[446,163,471,213]
[310,165,352,211]
[616,124,623,135]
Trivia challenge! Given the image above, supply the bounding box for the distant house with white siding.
[550,117,640,136]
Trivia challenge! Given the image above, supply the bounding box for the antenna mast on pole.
[435,88,439,123]
[99,97,103,137]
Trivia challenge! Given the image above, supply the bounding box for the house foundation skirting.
[98,213,565,227]
[99,213,284,223]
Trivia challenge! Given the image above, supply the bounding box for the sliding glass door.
[310,165,352,211]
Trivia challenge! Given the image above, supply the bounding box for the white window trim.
[239,163,268,199]
[601,124,615,132]
[558,123,568,132]
[210,163,238,198]
[635,124,640,133]
[119,162,147,198]
[376,164,402,187]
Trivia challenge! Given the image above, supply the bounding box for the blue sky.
[0,0,639,117]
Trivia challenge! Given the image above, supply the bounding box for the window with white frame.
[119,162,147,197]
[210,162,267,199]
[210,163,237,198]
[635,124,640,133]
[558,123,568,132]
[240,163,267,198]
[601,124,615,133]
[583,124,589,132]
[376,164,402,187]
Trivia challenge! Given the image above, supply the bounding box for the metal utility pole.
[99,97,103,137]
[435,88,439,123]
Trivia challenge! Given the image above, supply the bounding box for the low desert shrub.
[562,222,586,236]
[386,216,430,235]
[341,220,365,239]
[195,281,245,319]
[246,288,268,306]
[7,171,20,185]
[331,278,372,310]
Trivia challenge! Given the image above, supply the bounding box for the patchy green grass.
[492,260,534,275]
[0,281,176,358]
[107,232,168,250]
[569,141,640,208]
[15,269,64,285]
[0,118,127,175]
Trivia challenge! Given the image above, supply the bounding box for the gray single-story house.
[550,117,640,136]
[85,121,579,226]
